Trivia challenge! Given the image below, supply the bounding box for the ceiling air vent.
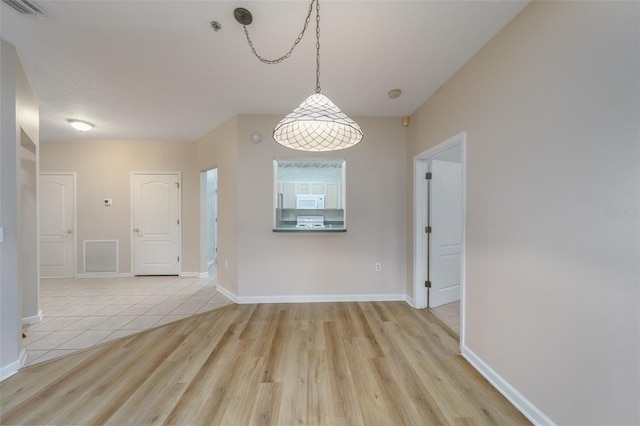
[2,0,44,16]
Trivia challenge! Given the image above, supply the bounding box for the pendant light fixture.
[235,0,363,151]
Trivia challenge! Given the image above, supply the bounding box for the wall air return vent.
[2,0,44,16]
[84,240,119,274]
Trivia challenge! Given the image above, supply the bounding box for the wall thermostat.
[104,198,112,206]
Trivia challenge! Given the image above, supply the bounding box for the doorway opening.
[413,132,466,342]
[21,130,41,325]
[200,168,218,279]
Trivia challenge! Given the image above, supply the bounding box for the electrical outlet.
[375,263,382,272]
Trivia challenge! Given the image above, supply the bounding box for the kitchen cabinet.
[279,181,340,209]
[326,183,339,209]
[282,182,296,209]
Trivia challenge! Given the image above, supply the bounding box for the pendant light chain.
[238,0,363,152]
[242,0,316,65]
[315,0,321,94]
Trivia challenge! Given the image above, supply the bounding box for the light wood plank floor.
[0,302,529,425]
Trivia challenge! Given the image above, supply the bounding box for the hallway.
[22,276,232,366]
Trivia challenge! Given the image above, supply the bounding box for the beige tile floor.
[429,300,460,336]
[22,275,232,366]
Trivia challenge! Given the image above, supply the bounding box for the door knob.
[62,229,72,237]
[134,228,142,236]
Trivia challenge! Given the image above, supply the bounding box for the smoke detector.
[387,89,402,99]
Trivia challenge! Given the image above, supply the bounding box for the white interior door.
[428,160,462,307]
[39,173,75,278]
[133,173,181,275]
[207,168,218,267]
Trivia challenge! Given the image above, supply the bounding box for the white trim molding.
[22,309,43,325]
[405,295,415,308]
[215,285,238,303]
[462,345,555,426]
[0,349,26,382]
[75,272,133,278]
[179,272,201,278]
[236,293,408,305]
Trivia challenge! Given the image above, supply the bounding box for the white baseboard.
[461,345,555,426]
[179,272,200,278]
[19,348,26,368]
[215,285,237,303]
[75,272,132,278]
[41,275,75,279]
[0,349,26,382]
[198,272,209,279]
[22,309,43,325]
[236,293,407,305]
[405,295,414,307]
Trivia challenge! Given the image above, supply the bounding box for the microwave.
[296,194,325,209]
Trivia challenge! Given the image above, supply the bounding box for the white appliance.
[296,194,325,209]
[296,216,325,229]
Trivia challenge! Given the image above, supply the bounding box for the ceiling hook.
[234,8,253,25]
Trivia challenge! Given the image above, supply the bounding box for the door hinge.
[425,226,432,234]
[425,280,431,288]
[176,182,180,189]
[425,172,432,180]
[177,219,180,225]
[177,256,180,262]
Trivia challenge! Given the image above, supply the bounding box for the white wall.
[39,112,407,304]
[1,39,39,380]
[39,141,200,275]
[235,115,407,301]
[19,133,39,323]
[407,2,639,424]
[197,116,239,296]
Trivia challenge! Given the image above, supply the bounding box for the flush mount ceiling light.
[68,119,94,132]
[235,0,363,152]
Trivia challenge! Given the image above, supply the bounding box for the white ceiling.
[1,0,529,142]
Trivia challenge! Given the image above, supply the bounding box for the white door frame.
[413,132,467,342]
[39,172,77,278]
[199,167,218,279]
[130,171,182,276]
